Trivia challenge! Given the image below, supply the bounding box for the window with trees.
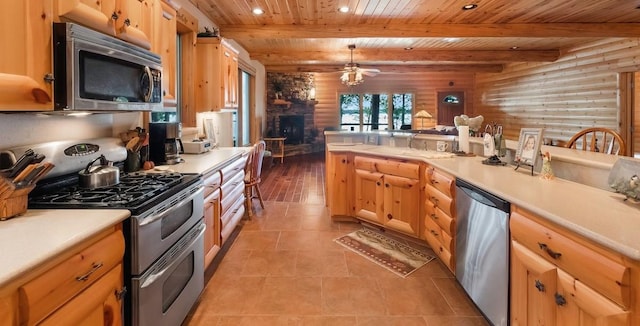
[340,93,413,131]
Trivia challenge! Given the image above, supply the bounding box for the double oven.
[9,138,205,326]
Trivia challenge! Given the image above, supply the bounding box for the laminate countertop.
[327,144,640,260]
[0,209,130,289]
[152,147,249,175]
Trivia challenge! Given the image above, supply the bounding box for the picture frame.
[515,128,543,166]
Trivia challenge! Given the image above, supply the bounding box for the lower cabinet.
[510,206,633,326]
[423,166,456,273]
[326,152,352,218]
[1,226,125,326]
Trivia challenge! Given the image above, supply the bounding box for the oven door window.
[79,51,149,103]
[163,251,194,312]
[161,199,194,239]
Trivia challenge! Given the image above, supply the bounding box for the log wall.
[474,38,640,145]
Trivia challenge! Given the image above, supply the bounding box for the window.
[340,93,413,131]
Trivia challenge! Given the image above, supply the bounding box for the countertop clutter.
[327,143,640,260]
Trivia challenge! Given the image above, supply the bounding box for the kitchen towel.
[458,126,470,153]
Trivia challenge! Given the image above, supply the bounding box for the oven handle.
[141,222,206,289]
[140,185,204,226]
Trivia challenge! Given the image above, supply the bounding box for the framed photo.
[515,128,543,166]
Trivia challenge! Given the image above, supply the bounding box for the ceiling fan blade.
[360,68,381,76]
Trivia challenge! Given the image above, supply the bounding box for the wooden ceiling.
[189,0,640,73]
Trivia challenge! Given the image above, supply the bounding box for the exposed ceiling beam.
[252,49,559,63]
[221,23,640,39]
[265,64,504,73]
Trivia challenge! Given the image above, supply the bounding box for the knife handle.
[13,164,37,183]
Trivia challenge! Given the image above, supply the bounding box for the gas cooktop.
[29,172,199,211]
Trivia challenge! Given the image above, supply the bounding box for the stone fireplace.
[279,115,304,144]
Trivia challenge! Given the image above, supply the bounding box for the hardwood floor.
[185,153,488,326]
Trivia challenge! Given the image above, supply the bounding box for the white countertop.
[152,147,249,175]
[328,144,640,260]
[0,209,130,288]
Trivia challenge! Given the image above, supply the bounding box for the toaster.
[182,139,213,154]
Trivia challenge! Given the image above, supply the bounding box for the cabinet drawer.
[353,156,419,179]
[220,170,244,199]
[424,215,454,253]
[510,211,630,309]
[424,229,454,273]
[425,201,455,236]
[203,170,222,197]
[221,182,244,216]
[19,230,125,324]
[425,184,454,217]
[220,156,246,183]
[426,167,454,197]
[221,198,245,244]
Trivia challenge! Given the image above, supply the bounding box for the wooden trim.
[266,64,503,73]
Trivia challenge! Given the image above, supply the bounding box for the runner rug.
[334,228,435,278]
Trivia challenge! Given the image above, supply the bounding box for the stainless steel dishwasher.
[455,178,510,326]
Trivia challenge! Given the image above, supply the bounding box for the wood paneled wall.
[474,38,640,143]
[311,72,475,132]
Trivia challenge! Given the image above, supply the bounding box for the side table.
[264,137,286,164]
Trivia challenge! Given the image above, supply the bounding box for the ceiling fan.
[340,44,380,86]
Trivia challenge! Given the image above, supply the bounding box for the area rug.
[334,228,435,277]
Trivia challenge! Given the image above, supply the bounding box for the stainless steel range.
[4,138,205,326]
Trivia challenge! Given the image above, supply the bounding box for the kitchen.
[2,0,640,326]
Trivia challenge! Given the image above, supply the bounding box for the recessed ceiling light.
[339,6,349,13]
[252,8,264,15]
[404,47,414,50]
[443,38,460,42]
[510,46,519,50]
[462,4,478,10]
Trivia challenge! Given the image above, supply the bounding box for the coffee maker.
[149,122,184,165]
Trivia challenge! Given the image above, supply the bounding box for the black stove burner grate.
[29,172,189,209]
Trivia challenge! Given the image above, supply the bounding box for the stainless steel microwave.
[53,23,162,112]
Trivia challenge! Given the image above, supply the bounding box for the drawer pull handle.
[534,280,545,292]
[431,197,439,203]
[431,213,437,219]
[76,262,104,282]
[554,293,567,306]
[430,230,439,236]
[538,243,562,259]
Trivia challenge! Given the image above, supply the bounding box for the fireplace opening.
[279,115,304,144]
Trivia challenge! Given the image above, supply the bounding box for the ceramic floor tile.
[356,316,429,326]
[321,277,388,315]
[231,230,281,251]
[376,277,455,316]
[250,277,323,315]
[432,277,484,316]
[241,249,298,276]
[424,316,490,326]
[295,250,350,277]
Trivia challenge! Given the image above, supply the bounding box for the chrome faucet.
[407,133,417,149]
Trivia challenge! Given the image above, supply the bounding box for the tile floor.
[184,153,489,326]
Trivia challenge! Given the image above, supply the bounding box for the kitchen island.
[326,143,640,325]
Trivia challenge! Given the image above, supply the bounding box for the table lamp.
[414,110,433,130]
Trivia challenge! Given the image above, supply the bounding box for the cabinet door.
[40,264,124,326]
[222,45,238,107]
[327,153,352,217]
[203,188,221,269]
[0,1,54,110]
[383,174,420,236]
[195,38,223,111]
[511,241,557,326]
[55,0,117,36]
[153,0,177,106]
[556,269,630,326]
[354,169,384,223]
[115,0,152,49]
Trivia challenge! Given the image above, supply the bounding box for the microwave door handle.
[140,223,206,289]
[143,66,154,102]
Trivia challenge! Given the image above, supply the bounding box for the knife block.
[0,177,35,221]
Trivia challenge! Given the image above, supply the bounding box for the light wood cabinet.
[152,0,177,106]
[203,170,222,270]
[0,226,125,325]
[114,0,153,49]
[510,206,634,326]
[195,37,239,111]
[353,156,421,237]
[326,152,353,218]
[55,0,117,36]
[219,155,246,244]
[0,0,54,111]
[423,166,456,272]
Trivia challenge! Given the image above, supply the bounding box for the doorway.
[437,91,465,125]
[621,72,639,157]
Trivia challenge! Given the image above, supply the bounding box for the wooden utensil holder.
[0,177,35,221]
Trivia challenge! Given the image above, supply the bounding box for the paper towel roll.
[459,126,470,153]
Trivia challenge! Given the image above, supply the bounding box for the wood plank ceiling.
[189,0,640,73]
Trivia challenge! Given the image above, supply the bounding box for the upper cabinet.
[195,37,239,112]
[0,0,55,111]
[152,0,177,106]
[115,0,153,49]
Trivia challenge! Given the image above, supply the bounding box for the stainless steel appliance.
[14,138,204,326]
[455,178,510,326]
[149,122,184,165]
[53,23,162,111]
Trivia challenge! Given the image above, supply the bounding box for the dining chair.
[244,140,266,219]
[565,127,626,155]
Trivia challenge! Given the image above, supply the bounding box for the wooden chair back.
[565,127,626,155]
[245,140,266,185]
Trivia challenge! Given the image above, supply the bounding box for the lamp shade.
[414,110,433,118]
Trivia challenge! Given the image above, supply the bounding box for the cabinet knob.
[124,18,131,26]
[376,181,381,186]
[115,286,128,301]
[534,280,545,292]
[387,213,393,220]
[385,183,389,188]
[111,12,119,20]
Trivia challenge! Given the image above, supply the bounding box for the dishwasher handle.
[456,178,510,213]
